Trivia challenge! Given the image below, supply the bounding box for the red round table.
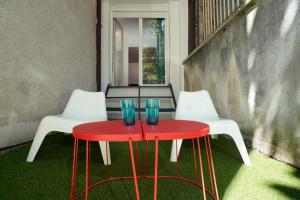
[70,120,219,200]
[70,120,143,200]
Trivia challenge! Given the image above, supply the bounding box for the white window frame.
[110,4,169,86]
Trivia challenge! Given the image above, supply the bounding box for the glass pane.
[142,18,165,84]
[113,18,123,86]
[113,18,139,86]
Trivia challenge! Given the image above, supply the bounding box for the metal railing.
[197,0,247,44]
[105,83,177,120]
[184,0,255,64]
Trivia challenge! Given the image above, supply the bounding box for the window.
[112,15,168,86]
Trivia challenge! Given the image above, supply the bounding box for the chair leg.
[99,142,111,165]
[26,123,51,162]
[229,131,251,166]
[170,139,183,162]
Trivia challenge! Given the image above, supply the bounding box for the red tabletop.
[73,120,143,142]
[142,120,209,140]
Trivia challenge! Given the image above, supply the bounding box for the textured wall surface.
[184,0,300,167]
[0,0,97,148]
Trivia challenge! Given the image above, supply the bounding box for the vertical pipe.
[188,0,196,53]
[212,0,215,32]
[214,0,217,30]
[195,0,199,45]
[215,0,218,27]
[208,0,212,36]
[211,0,213,34]
[202,0,206,39]
[228,0,231,17]
[207,0,210,35]
[218,0,221,27]
[217,0,220,27]
[205,0,209,38]
[219,0,221,25]
[208,0,211,34]
[205,0,208,39]
[223,0,226,21]
[96,0,101,91]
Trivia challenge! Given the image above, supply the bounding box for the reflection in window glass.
[142,18,165,84]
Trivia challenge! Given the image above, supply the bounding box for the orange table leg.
[70,138,78,200]
[206,136,219,200]
[129,139,140,200]
[192,139,199,184]
[106,141,109,166]
[197,138,207,200]
[85,141,90,200]
[154,137,159,200]
[204,136,215,196]
[175,139,180,178]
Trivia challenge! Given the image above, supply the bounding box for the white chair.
[26,89,111,165]
[170,90,251,166]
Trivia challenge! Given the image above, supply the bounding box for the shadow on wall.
[184,1,300,196]
[184,0,300,166]
[246,0,300,168]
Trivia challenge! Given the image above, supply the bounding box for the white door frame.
[110,4,169,86]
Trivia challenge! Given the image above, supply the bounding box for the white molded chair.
[170,90,251,166]
[26,89,111,165]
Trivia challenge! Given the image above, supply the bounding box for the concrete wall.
[184,0,300,167]
[0,0,97,149]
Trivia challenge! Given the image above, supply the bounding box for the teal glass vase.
[120,99,136,126]
[145,99,160,125]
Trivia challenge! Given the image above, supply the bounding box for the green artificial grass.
[0,134,299,200]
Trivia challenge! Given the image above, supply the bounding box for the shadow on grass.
[269,170,300,200]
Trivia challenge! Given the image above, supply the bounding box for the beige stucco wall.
[184,0,300,167]
[0,0,97,148]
